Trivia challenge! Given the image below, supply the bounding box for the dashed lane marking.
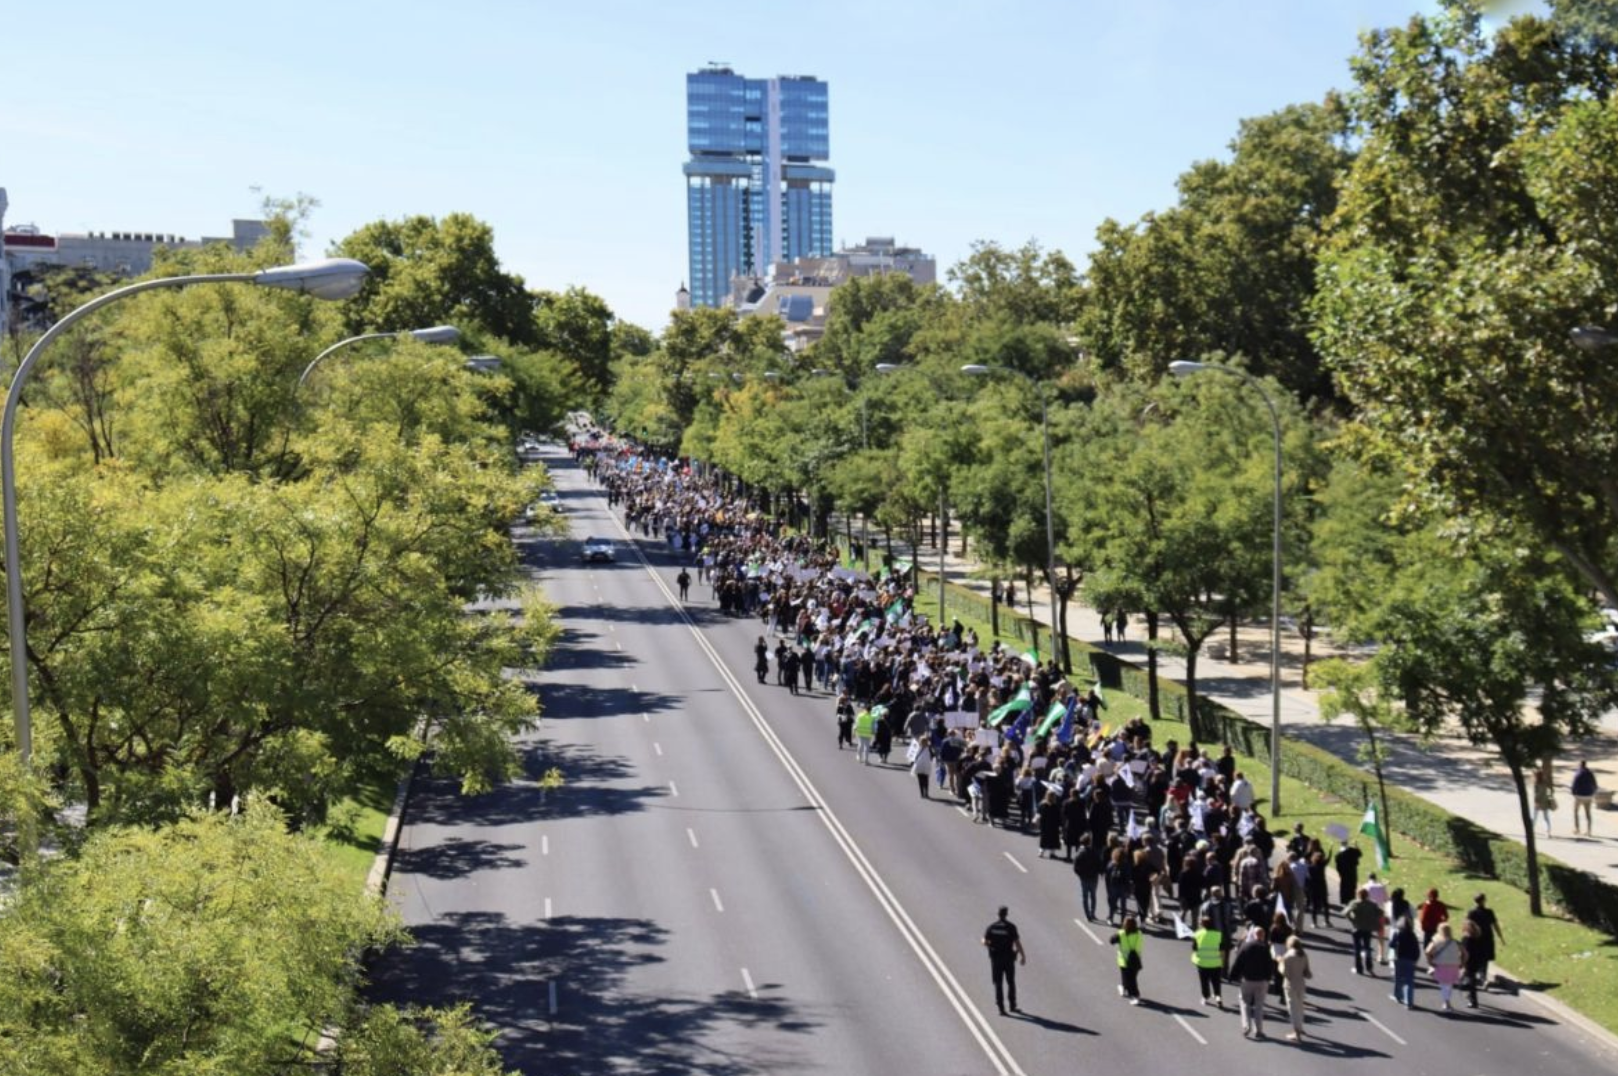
[741,967,758,999]
[1173,1014,1207,1045]
[1072,918,1103,947]
[669,780,679,797]
[711,888,725,913]
[654,742,664,756]
[1003,852,1028,874]
[1357,1008,1408,1046]
[687,827,700,849]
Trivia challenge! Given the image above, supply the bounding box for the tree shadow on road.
[369,910,823,1076]
[392,836,527,880]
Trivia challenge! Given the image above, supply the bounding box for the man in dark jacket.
[1230,927,1276,1039]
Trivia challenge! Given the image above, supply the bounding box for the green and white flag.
[1360,800,1391,872]
[988,685,1033,727]
[1035,700,1066,737]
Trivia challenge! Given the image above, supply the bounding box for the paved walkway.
[877,527,1618,888]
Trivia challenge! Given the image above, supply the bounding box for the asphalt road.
[372,444,1618,1076]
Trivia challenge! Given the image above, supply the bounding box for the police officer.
[982,905,1026,1015]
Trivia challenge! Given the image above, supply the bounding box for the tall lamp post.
[1169,359,1284,815]
[296,324,460,388]
[4,258,370,765]
[873,363,950,624]
[812,368,870,570]
[961,364,1061,670]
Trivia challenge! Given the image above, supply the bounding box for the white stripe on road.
[541,835,549,856]
[653,742,663,756]
[687,827,700,849]
[1003,852,1028,874]
[543,897,552,921]
[1173,1014,1207,1045]
[616,527,1027,1076]
[1357,1007,1408,1046]
[741,967,758,999]
[669,780,679,797]
[643,712,650,723]
[548,981,558,1016]
[1072,918,1104,946]
[617,641,623,651]
[710,888,725,913]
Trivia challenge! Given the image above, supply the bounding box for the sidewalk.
[884,527,1618,889]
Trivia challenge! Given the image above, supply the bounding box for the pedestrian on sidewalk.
[1232,926,1276,1039]
[1571,760,1599,835]
[1280,936,1312,1041]
[1110,915,1145,1004]
[1463,893,1504,992]
[1533,766,1557,838]
[1101,612,1113,644]
[982,906,1026,1015]
[1114,610,1129,642]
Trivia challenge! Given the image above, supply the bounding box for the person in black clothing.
[982,906,1026,1014]
[1334,842,1362,907]
[835,692,855,749]
[676,568,691,600]
[1463,892,1504,992]
[754,637,769,684]
[1073,835,1103,921]
[1062,788,1089,860]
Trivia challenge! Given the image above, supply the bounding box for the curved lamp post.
[1169,359,1284,815]
[961,364,1061,670]
[4,258,369,764]
[296,324,460,388]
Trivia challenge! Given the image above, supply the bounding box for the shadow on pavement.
[393,836,527,880]
[538,682,684,722]
[369,910,822,1076]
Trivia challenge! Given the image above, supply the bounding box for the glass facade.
[685,68,834,307]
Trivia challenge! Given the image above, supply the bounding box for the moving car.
[582,537,616,563]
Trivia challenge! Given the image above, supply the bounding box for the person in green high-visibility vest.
[854,707,876,765]
[1191,916,1224,1009]
[1110,915,1144,1004]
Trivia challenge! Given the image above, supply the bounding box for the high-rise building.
[684,66,834,308]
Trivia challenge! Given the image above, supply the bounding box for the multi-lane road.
[371,444,1618,1076]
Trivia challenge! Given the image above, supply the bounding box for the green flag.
[1036,700,1066,737]
[988,685,1032,726]
[1360,800,1391,872]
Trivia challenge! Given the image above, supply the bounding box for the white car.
[582,537,616,563]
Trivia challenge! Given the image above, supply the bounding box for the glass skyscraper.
[684,67,834,308]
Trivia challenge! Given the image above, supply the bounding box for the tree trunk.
[1146,610,1162,722]
[1301,603,1315,690]
[1185,646,1202,742]
[1228,612,1239,663]
[991,580,1001,638]
[1508,760,1544,917]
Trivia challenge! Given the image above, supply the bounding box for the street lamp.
[3,258,370,765]
[812,369,871,570]
[874,363,951,625]
[1169,359,1284,815]
[961,364,1061,671]
[296,324,460,388]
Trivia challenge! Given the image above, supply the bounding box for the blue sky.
[4,1,1540,332]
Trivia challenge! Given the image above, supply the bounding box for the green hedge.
[926,572,1618,933]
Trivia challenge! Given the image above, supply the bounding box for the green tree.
[1314,0,1618,608]
[335,214,539,347]
[533,286,617,396]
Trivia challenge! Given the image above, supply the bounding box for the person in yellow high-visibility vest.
[1111,915,1144,1004]
[1191,916,1224,1009]
[853,707,876,765]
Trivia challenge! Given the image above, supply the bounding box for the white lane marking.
[687,827,700,849]
[643,712,650,723]
[710,888,725,913]
[632,682,639,692]
[1173,1014,1207,1045]
[1003,852,1028,874]
[608,624,616,633]
[617,641,623,651]
[741,967,758,999]
[543,897,552,921]
[1072,918,1104,947]
[669,780,679,797]
[541,835,549,856]
[548,981,558,1016]
[1357,1008,1408,1046]
[615,528,1026,1076]
[653,742,663,756]
[956,805,973,821]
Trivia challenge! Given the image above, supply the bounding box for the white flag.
[1127,812,1142,841]
[1174,915,1196,940]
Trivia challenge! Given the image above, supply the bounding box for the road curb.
[1493,963,1618,1057]
[365,758,421,898]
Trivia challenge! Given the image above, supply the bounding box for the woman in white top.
[910,738,934,799]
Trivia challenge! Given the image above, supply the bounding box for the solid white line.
[955,805,973,820]
[687,827,700,849]
[710,888,725,913]
[741,967,758,999]
[632,683,639,692]
[1357,1008,1408,1046]
[1173,1014,1208,1045]
[615,526,1026,1076]
[541,835,549,856]
[653,742,663,756]
[643,712,650,723]
[1003,852,1028,874]
[543,897,552,921]
[668,780,679,797]
[617,640,623,651]
[548,981,558,1016]
[1072,918,1104,947]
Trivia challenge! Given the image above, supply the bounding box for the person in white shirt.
[1231,773,1256,812]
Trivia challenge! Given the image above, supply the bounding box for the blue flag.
[1056,697,1077,746]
